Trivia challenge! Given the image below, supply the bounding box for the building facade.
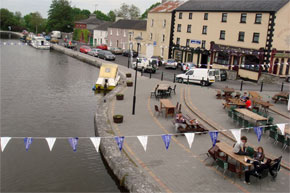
[172,0,289,80]
[93,22,112,47]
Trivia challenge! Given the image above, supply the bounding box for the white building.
[93,22,112,47]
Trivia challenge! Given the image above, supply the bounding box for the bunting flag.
[162,134,171,150]
[90,137,101,152]
[209,131,219,146]
[24,137,33,151]
[137,136,148,152]
[230,129,241,143]
[115,136,125,151]
[45,138,56,151]
[254,127,263,142]
[68,137,78,152]
[276,124,285,135]
[1,137,11,152]
[184,133,195,149]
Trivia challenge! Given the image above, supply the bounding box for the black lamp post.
[132,36,143,115]
[128,32,133,68]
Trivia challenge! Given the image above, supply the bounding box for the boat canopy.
[99,63,118,79]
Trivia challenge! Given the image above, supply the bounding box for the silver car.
[165,59,178,69]
[98,50,116,61]
[88,48,101,57]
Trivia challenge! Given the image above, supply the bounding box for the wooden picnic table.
[223,87,235,94]
[251,98,273,108]
[284,125,290,136]
[248,91,262,99]
[228,98,246,107]
[235,108,267,125]
[216,142,252,177]
[157,84,170,91]
[272,92,289,103]
[160,99,175,118]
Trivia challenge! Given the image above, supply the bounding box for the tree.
[0,9,18,30]
[47,0,73,32]
[141,2,161,19]
[93,10,110,21]
[107,10,116,22]
[128,5,140,19]
[114,3,140,19]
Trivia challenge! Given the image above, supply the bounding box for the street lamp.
[128,32,133,68]
[132,36,143,115]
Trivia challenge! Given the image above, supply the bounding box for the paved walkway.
[107,69,290,193]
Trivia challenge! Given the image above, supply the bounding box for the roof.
[94,22,113,31]
[150,1,185,13]
[75,14,104,25]
[175,0,289,12]
[109,19,147,30]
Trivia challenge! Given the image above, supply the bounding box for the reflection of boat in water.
[93,63,120,91]
[31,36,50,49]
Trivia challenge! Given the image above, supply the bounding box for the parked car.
[110,47,123,55]
[44,35,51,41]
[213,69,227,81]
[51,31,62,39]
[176,69,215,86]
[64,40,77,49]
[165,59,178,69]
[150,56,164,66]
[88,48,101,57]
[97,44,108,50]
[98,50,116,61]
[80,46,91,54]
[181,62,197,72]
[122,50,138,57]
[132,57,158,73]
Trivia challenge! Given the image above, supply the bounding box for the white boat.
[31,36,50,49]
[94,63,120,91]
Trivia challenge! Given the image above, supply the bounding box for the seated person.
[245,97,252,109]
[245,147,265,168]
[240,92,248,102]
[233,136,249,155]
[175,113,187,132]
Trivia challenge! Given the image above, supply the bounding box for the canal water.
[0,34,122,192]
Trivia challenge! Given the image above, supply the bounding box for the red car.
[97,44,108,50]
[80,46,91,54]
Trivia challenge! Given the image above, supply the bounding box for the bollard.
[260,82,263,92]
[161,72,163,81]
[150,71,152,79]
[173,74,176,83]
[240,80,243,91]
[281,82,284,92]
[187,75,190,84]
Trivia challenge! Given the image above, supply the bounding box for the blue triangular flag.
[254,127,263,142]
[68,137,78,151]
[24,137,33,151]
[114,136,124,151]
[209,131,219,146]
[162,134,171,150]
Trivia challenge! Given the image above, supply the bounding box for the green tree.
[23,12,46,33]
[115,3,140,19]
[0,8,19,30]
[141,2,161,19]
[128,5,140,19]
[107,10,116,22]
[93,10,110,21]
[47,0,73,32]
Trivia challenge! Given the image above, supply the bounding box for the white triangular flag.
[230,129,241,143]
[3,42,7,45]
[137,136,148,152]
[276,124,285,135]
[184,133,195,148]
[1,137,11,152]
[45,138,56,151]
[90,137,101,152]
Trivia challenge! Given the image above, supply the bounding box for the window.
[240,13,247,23]
[179,12,183,19]
[201,40,206,49]
[189,13,192,19]
[150,33,153,40]
[140,32,142,37]
[162,34,165,42]
[222,13,227,22]
[186,39,190,47]
[176,37,180,45]
[220,30,226,40]
[187,25,192,33]
[186,71,193,75]
[238,31,245,41]
[163,19,166,28]
[151,19,154,27]
[252,32,260,43]
[161,48,164,57]
[124,30,126,37]
[214,52,229,65]
[110,29,112,35]
[177,24,181,32]
[116,30,119,36]
[255,14,262,24]
[204,13,208,20]
[202,25,207,34]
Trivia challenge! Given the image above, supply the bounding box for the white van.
[176,69,215,86]
[51,31,62,39]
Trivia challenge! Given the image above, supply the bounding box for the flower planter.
[116,94,124,100]
[113,115,123,123]
[126,81,133,87]
[126,73,132,78]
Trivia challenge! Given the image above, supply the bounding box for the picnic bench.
[222,87,235,98]
[160,99,175,118]
[235,108,268,125]
[249,91,262,99]
[251,98,273,114]
[272,92,289,104]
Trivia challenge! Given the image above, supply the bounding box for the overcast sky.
[0,0,160,18]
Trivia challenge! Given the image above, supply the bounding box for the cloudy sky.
[0,0,160,18]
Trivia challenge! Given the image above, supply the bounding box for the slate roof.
[109,20,147,30]
[75,14,104,25]
[176,0,289,12]
[94,22,113,31]
[150,1,185,13]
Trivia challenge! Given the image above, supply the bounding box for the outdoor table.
[251,98,273,114]
[284,126,290,136]
[249,91,262,99]
[216,142,252,178]
[160,99,175,118]
[157,84,171,98]
[228,98,246,108]
[222,87,235,99]
[235,108,268,125]
[273,92,289,103]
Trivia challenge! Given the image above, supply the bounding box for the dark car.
[98,50,116,61]
[150,56,164,66]
[122,50,138,57]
